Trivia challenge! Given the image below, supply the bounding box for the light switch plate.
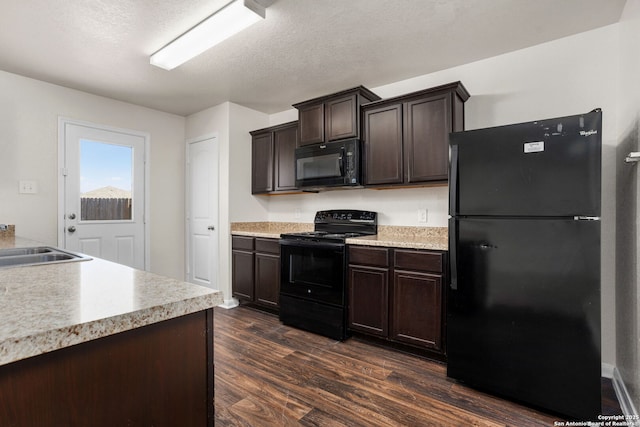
[19,180,38,194]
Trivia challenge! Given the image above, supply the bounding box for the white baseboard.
[602,362,615,378]
[611,365,640,423]
[218,298,239,309]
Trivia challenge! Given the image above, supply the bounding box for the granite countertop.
[231,222,313,239]
[231,222,448,251]
[346,226,448,251]
[0,238,222,366]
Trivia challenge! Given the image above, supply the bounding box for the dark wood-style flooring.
[214,306,622,426]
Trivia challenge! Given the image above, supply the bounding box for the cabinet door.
[251,132,274,193]
[298,103,324,146]
[348,265,389,336]
[326,94,357,141]
[391,270,443,350]
[232,250,255,301]
[363,103,403,185]
[255,252,280,309]
[404,94,451,183]
[274,125,298,191]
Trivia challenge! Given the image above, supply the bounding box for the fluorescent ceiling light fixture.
[150,0,265,70]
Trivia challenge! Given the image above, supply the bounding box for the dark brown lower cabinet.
[349,265,388,336]
[0,309,214,427]
[254,238,280,309]
[348,245,446,357]
[232,236,255,301]
[232,236,280,310]
[391,270,442,349]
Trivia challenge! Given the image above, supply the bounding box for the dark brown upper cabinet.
[293,86,381,146]
[362,81,469,187]
[250,121,298,194]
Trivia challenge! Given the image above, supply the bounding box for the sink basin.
[0,247,53,257]
[0,246,91,269]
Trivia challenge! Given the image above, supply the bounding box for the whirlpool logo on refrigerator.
[580,130,598,137]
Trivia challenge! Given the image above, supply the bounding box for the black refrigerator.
[447,109,602,420]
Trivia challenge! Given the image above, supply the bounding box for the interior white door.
[61,120,146,269]
[186,136,219,289]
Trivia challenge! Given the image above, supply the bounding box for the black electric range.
[279,210,377,340]
[281,210,377,242]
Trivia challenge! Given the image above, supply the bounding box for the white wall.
[615,0,640,412]
[0,71,186,279]
[268,109,297,127]
[256,25,620,364]
[265,186,449,225]
[229,103,271,222]
[185,102,268,306]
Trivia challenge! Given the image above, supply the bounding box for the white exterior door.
[59,119,147,269]
[186,136,219,289]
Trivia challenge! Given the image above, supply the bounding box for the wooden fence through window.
[81,198,132,221]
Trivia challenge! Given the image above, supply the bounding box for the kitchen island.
[0,237,222,426]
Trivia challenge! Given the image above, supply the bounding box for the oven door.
[279,239,346,306]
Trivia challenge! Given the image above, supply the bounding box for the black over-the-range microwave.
[294,139,362,190]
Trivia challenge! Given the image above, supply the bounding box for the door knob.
[68,213,76,220]
[207,226,215,231]
[67,226,76,233]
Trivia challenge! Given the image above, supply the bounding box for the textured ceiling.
[0,0,627,116]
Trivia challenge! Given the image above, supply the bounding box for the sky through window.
[80,139,132,194]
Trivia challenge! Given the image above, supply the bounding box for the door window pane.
[80,140,133,221]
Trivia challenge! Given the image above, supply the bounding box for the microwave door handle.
[338,148,345,176]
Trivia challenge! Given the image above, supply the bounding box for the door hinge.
[61,168,68,176]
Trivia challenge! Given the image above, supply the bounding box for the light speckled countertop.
[0,237,222,366]
[231,222,448,251]
[231,222,313,239]
[347,228,448,251]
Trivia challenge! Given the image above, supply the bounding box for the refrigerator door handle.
[449,218,458,290]
[449,144,458,216]
[574,216,601,221]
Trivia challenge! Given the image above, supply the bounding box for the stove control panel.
[314,210,377,223]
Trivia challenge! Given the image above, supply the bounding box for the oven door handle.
[279,239,345,251]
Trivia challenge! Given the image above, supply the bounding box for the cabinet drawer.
[255,238,280,254]
[349,246,390,267]
[232,236,254,251]
[394,250,443,273]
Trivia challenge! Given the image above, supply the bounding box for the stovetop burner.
[280,210,377,243]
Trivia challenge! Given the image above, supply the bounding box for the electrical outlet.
[19,180,38,194]
[418,208,428,223]
[294,208,301,219]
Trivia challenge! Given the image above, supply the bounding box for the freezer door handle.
[449,218,458,290]
[478,243,497,250]
[449,144,458,216]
